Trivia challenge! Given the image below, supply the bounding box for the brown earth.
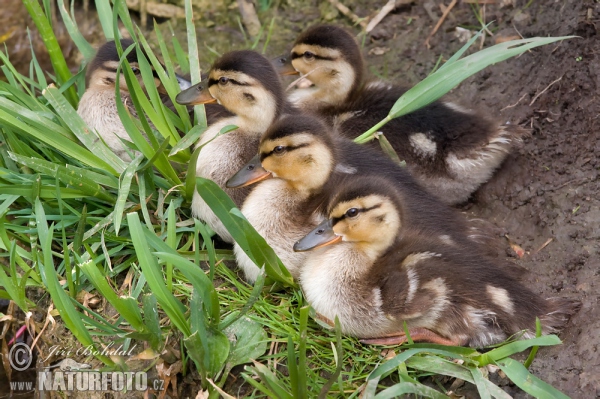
[2,0,598,397]
[347,1,599,397]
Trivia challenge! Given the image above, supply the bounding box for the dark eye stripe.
[332,204,382,225]
[101,66,118,73]
[208,77,249,87]
[290,52,335,61]
[259,143,310,161]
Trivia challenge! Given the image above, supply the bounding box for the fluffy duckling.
[295,177,580,346]
[277,24,528,205]
[227,114,491,282]
[78,39,199,161]
[176,50,296,243]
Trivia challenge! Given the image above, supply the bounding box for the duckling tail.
[540,297,581,335]
[498,124,531,149]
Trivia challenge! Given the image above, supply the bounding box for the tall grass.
[0,1,574,397]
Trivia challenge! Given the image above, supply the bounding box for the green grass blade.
[475,335,562,365]
[142,292,163,350]
[35,199,113,366]
[496,358,570,399]
[114,154,143,235]
[0,243,29,311]
[469,367,491,399]
[0,96,77,142]
[79,260,145,331]
[22,0,77,106]
[524,318,543,369]
[374,383,448,399]
[8,153,116,202]
[355,36,575,143]
[247,361,294,399]
[153,252,220,322]
[369,346,478,380]
[195,177,295,287]
[127,212,189,335]
[95,0,115,40]
[57,0,95,61]
[184,0,207,126]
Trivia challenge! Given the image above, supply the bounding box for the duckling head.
[260,114,336,192]
[294,177,402,260]
[227,114,335,193]
[177,50,286,133]
[86,39,186,95]
[283,25,365,107]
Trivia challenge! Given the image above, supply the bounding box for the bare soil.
[350,1,598,397]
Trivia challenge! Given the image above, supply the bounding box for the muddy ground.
[3,0,598,397]
[353,0,599,397]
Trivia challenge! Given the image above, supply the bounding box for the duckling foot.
[360,328,462,346]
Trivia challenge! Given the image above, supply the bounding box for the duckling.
[277,24,529,205]
[226,114,494,282]
[294,176,580,346]
[176,50,297,243]
[78,39,201,161]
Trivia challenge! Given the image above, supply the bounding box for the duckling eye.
[218,76,229,85]
[131,66,140,75]
[345,208,359,218]
[303,51,315,60]
[273,145,286,154]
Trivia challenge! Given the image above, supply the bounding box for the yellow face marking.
[207,69,277,131]
[259,133,333,192]
[330,194,401,258]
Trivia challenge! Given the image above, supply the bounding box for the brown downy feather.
[287,24,530,204]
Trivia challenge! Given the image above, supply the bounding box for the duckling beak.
[226,155,272,188]
[271,54,299,76]
[293,219,342,252]
[175,81,216,105]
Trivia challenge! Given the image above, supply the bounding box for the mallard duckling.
[226,114,489,282]
[176,50,296,243]
[277,24,529,205]
[294,176,580,346]
[78,39,199,161]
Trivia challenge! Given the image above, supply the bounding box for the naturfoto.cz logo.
[8,342,163,392]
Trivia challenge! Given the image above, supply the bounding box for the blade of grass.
[22,0,77,106]
[57,0,95,61]
[127,212,189,336]
[35,199,113,366]
[195,177,295,287]
[496,357,570,399]
[114,154,143,235]
[355,36,575,143]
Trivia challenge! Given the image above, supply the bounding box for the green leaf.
[355,36,575,143]
[224,316,268,369]
[374,382,448,399]
[79,259,145,331]
[142,293,163,350]
[8,152,116,202]
[35,199,113,366]
[114,154,143,235]
[475,335,562,366]
[195,177,295,287]
[22,0,77,106]
[127,212,189,335]
[496,358,570,399]
[56,0,95,61]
